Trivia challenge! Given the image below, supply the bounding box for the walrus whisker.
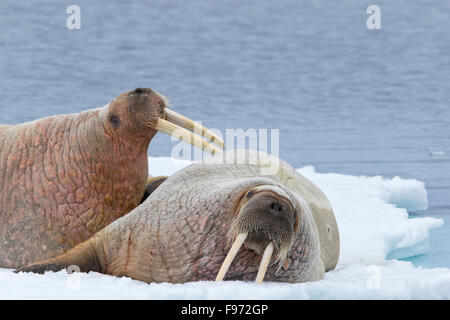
[165,108,225,148]
[255,242,274,284]
[215,232,248,282]
[147,118,222,154]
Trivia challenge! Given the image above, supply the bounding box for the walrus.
[0,88,223,268]
[16,150,339,283]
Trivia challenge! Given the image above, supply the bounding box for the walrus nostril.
[133,88,154,95]
[269,202,283,213]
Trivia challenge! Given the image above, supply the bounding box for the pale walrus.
[17,150,339,283]
[0,88,223,269]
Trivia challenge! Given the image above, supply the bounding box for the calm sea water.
[0,1,449,267]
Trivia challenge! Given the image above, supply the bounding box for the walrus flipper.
[15,261,70,274]
[15,238,102,275]
[140,176,168,204]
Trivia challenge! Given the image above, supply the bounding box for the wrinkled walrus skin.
[0,88,222,268]
[17,151,340,284]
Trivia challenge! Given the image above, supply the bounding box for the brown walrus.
[17,151,339,283]
[0,88,223,268]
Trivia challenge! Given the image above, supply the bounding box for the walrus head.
[216,183,301,283]
[103,88,223,154]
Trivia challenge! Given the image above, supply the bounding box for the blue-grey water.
[0,1,449,267]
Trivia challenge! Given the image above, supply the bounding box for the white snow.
[1,156,448,299]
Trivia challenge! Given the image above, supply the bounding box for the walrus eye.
[246,189,255,199]
[109,115,120,127]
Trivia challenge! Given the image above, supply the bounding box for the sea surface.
[0,1,449,267]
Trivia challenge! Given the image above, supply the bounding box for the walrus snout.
[235,190,295,257]
[216,185,299,284]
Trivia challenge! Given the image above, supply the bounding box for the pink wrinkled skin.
[0,89,163,268]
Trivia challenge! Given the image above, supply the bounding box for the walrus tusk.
[166,108,225,149]
[215,232,248,282]
[150,118,222,155]
[255,242,274,284]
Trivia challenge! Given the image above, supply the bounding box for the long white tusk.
[215,232,248,282]
[166,108,225,149]
[255,242,274,284]
[150,118,222,155]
